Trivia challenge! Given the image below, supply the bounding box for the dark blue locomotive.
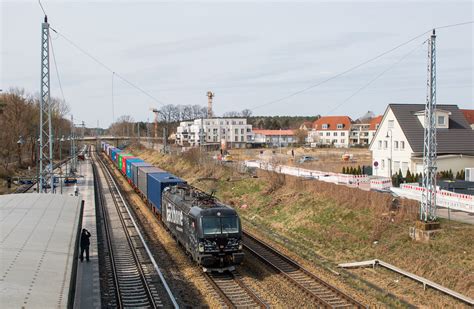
[162,184,244,271]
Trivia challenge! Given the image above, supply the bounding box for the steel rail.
[91,160,122,307]
[204,271,267,308]
[97,153,179,308]
[243,231,365,308]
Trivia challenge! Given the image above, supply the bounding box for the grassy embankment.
[130,146,474,304]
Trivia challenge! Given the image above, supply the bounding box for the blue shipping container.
[111,148,122,164]
[126,158,143,180]
[147,173,185,213]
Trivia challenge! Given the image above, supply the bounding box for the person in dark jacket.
[80,228,91,262]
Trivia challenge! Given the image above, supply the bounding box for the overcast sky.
[1,1,473,128]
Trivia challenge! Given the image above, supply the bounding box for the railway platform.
[73,156,102,309]
[0,193,82,308]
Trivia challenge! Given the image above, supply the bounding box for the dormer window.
[322,124,328,129]
[337,124,343,129]
[437,116,445,125]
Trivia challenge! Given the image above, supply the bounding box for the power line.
[50,27,166,107]
[326,40,427,115]
[49,36,67,104]
[248,21,473,112]
[38,0,47,16]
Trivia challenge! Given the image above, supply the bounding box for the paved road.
[436,207,474,225]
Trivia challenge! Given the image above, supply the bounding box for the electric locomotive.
[162,184,244,271]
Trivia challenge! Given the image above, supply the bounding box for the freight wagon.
[99,143,244,271]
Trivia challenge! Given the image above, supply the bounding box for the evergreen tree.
[406,169,412,182]
[356,165,362,175]
[342,166,346,174]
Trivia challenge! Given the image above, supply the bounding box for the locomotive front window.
[202,216,240,235]
[221,217,239,234]
[202,217,221,235]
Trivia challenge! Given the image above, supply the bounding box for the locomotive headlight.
[198,243,204,252]
[238,243,243,250]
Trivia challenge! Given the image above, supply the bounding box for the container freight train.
[100,142,244,271]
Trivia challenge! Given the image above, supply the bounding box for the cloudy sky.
[1,1,473,127]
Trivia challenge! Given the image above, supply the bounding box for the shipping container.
[118,153,132,170]
[131,161,153,187]
[111,149,122,162]
[147,173,185,213]
[126,158,143,180]
[137,166,166,197]
[120,155,134,174]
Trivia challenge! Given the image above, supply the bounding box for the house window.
[394,141,399,150]
[384,141,388,149]
[322,124,328,129]
[381,159,385,169]
[438,116,445,125]
[340,139,345,143]
[235,129,238,134]
[241,136,244,142]
[375,124,380,130]
[388,120,394,128]
[333,132,338,136]
[234,136,238,142]
[326,132,330,136]
[341,132,345,136]
[319,132,323,136]
[394,161,400,172]
[400,141,405,150]
[378,141,382,149]
[337,124,343,129]
[241,128,244,134]
[222,129,226,134]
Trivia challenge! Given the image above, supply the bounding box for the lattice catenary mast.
[420,29,437,222]
[39,16,54,192]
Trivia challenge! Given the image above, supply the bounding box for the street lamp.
[386,130,393,177]
[17,136,25,166]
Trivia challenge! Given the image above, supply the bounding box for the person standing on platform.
[80,228,91,262]
[74,184,79,196]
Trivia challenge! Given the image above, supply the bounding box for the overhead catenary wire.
[326,40,427,115]
[49,36,67,104]
[50,27,166,107]
[248,21,473,112]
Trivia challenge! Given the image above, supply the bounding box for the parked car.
[299,155,317,163]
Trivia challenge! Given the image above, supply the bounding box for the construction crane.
[150,108,159,138]
[207,91,214,118]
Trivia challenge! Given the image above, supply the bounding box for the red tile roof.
[369,115,383,130]
[461,109,474,125]
[253,129,295,136]
[313,116,352,130]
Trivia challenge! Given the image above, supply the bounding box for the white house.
[175,118,253,148]
[370,104,474,177]
[251,129,296,147]
[308,116,352,147]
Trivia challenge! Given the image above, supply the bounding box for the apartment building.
[308,116,352,147]
[175,118,253,148]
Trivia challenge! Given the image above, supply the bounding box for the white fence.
[392,184,474,213]
[245,160,379,188]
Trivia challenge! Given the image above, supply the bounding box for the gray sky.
[1,1,473,128]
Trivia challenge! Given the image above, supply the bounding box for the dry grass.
[127,146,474,305]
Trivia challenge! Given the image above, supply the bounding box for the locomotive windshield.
[202,216,239,235]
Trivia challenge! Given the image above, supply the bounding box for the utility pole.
[38,15,54,193]
[420,29,437,223]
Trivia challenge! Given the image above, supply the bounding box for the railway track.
[93,152,178,308]
[205,271,267,308]
[243,232,365,308]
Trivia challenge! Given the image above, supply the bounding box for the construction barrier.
[397,184,474,213]
[370,178,392,190]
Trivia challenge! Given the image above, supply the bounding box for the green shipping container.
[118,153,132,170]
